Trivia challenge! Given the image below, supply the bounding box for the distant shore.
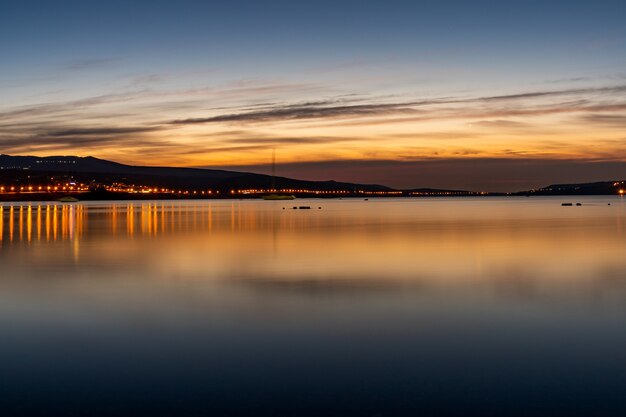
[1,190,624,203]
[0,192,489,203]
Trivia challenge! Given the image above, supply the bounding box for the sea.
[1,197,625,416]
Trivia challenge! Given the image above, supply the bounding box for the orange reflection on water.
[1,201,299,244]
[1,198,625,301]
[0,203,88,244]
[1,199,625,244]
[9,206,14,241]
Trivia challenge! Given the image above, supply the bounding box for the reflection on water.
[1,197,626,416]
[0,203,86,243]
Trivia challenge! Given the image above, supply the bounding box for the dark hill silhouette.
[0,154,391,192]
[515,180,626,195]
[1,154,624,195]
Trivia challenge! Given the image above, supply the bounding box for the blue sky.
[1,0,626,190]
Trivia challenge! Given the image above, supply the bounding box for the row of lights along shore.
[1,184,624,196]
[0,185,401,195]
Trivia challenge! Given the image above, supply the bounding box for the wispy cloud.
[578,114,626,127]
[0,90,148,120]
[0,124,167,154]
[166,84,626,126]
[219,135,361,145]
[45,126,162,137]
[169,102,419,125]
[471,120,531,129]
[0,134,170,153]
[480,85,626,101]
[58,58,119,72]
[2,78,626,174]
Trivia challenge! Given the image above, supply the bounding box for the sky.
[1,0,625,191]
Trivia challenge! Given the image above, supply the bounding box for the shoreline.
[0,192,622,204]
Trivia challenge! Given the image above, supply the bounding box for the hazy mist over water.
[1,197,626,416]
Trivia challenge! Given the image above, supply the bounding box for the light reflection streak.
[112,204,117,235]
[27,205,32,243]
[127,204,135,237]
[10,206,14,242]
[46,205,51,241]
[19,206,23,241]
[37,205,42,241]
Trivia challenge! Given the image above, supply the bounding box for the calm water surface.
[1,197,625,416]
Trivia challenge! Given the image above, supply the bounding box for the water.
[1,197,625,416]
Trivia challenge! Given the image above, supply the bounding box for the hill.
[516,181,626,196]
[0,154,391,193]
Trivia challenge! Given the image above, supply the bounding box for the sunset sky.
[1,0,625,191]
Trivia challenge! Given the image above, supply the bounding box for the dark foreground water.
[1,197,625,416]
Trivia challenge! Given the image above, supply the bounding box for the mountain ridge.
[0,154,392,192]
[1,154,624,195]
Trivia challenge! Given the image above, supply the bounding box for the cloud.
[545,76,592,84]
[45,126,161,137]
[578,114,626,127]
[166,84,626,126]
[169,101,431,125]
[385,131,483,140]
[58,58,119,72]
[327,100,626,128]
[129,73,165,86]
[2,77,626,175]
[471,120,530,129]
[0,123,169,154]
[0,90,148,121]
[0,133,167,151]
[220,136,361,145]
[0,136,169,154]
[480,85,626,101]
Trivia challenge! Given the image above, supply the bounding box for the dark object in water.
[263,193,296,200]
[292,207,298,210]
[299,206,311,210]
[576,203,582,206]
[561,203,573,206]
